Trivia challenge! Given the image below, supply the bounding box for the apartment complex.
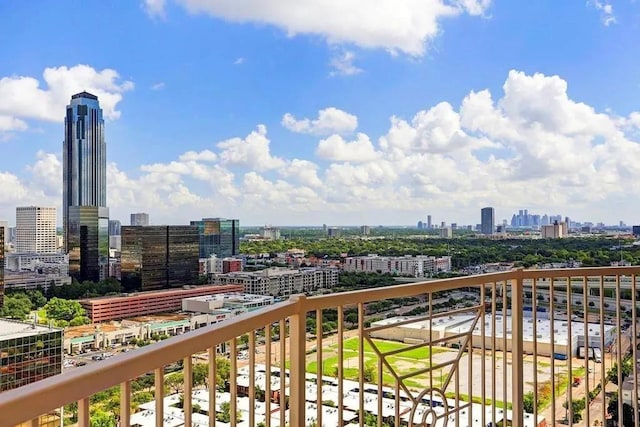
[343,254,452,277]
[0,319,63,392]
[120,225,199,291]
[15,206,57,254]
[211,268,339,296]
[79,284,244,322]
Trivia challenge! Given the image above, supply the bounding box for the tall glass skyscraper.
[63,92,109,282]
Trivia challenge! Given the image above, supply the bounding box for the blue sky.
[1,0,640,226]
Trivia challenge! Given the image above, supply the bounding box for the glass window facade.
[121,226,199,291]
[0,329,63,392]
[63,92,109,282]
[67,206,109,282]
[190,218,240,258]
[0,227,4,307]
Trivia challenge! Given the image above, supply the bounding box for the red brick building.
[80,284,243,322]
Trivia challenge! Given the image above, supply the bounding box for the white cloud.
[233,57,245,65]
[0,115,28,132]
[217,125,285,171]
[589,0,616,26]
[282,107,358,136]
[316,133,380,162]
[26,151,62,196]
[151,82,165,90]
[7,69,640,226]
[172,0,491,56]
[0,65,133,132]
[329,51,363,77]
[143,0,167,17]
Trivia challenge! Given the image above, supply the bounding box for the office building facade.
[0,227,4,307]
[63,92,109,282]
[66,206,109,282]
[190,218,240,258]
[481,207,495,235]
[15,206,57,254]
[0,319,63,392]
[130,213,149,226]
[120,225,199,291]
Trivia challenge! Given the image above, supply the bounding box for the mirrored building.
[190,218,240,258]
[63,92,109,282]
[120,225,199,291]
[0,319,63,392]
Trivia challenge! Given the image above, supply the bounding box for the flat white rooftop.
[0,319,60,341]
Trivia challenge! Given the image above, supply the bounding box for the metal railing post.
[511,268,524,427]
[289,294,307,427]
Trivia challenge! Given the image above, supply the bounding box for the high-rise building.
[440,227,452,238]
[633,225,640,237]
[130,213,149,226]
[360,225,371,236]
[0,220,7,249]
[190,218,240,258]
[541,221,566,239]
[63,92,109,282]
[67,206,109,282]
[481,207,495,235]
[15,206,57,254]
[108,219,121,236]
[120,225,199,291]
[0,227,4,307]
[427,215,432,229]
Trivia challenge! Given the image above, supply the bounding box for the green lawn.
[303,338,452,390]
[339,337,447,360]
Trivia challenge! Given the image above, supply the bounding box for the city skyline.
[1,2,640,225]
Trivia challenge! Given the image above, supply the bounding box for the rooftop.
[0,319,60,340]
[79,284,243,304]
[71,91,98,100]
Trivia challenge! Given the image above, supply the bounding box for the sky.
[1,1,640,227]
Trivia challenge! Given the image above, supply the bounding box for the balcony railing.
[1,266,640,427]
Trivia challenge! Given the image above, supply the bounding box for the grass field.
[305,337,449,390]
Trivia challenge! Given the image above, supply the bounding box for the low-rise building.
[182,293,275,317]
[79,284,244,323]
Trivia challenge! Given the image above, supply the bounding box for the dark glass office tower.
[120,226,199,291]
[63,92,109,282]
[481,207,495,235]
[190,218,240,258]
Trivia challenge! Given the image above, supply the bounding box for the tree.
[523,391,535,413]
[193,363,208,389]
[26,290,47,309]
[165,372,184,395]
[215,357,231,387]
[91,410,116,427]
[44,298,86,321]
[0,294,32,320]
[363,364,376,382]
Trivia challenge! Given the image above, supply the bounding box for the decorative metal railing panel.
[0,267,639,427]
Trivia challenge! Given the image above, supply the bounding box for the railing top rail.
[303,270,517,311]
[522,265,640,279]
[0,299,299,427]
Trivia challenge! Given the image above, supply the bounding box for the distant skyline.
[1,1,640,226]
